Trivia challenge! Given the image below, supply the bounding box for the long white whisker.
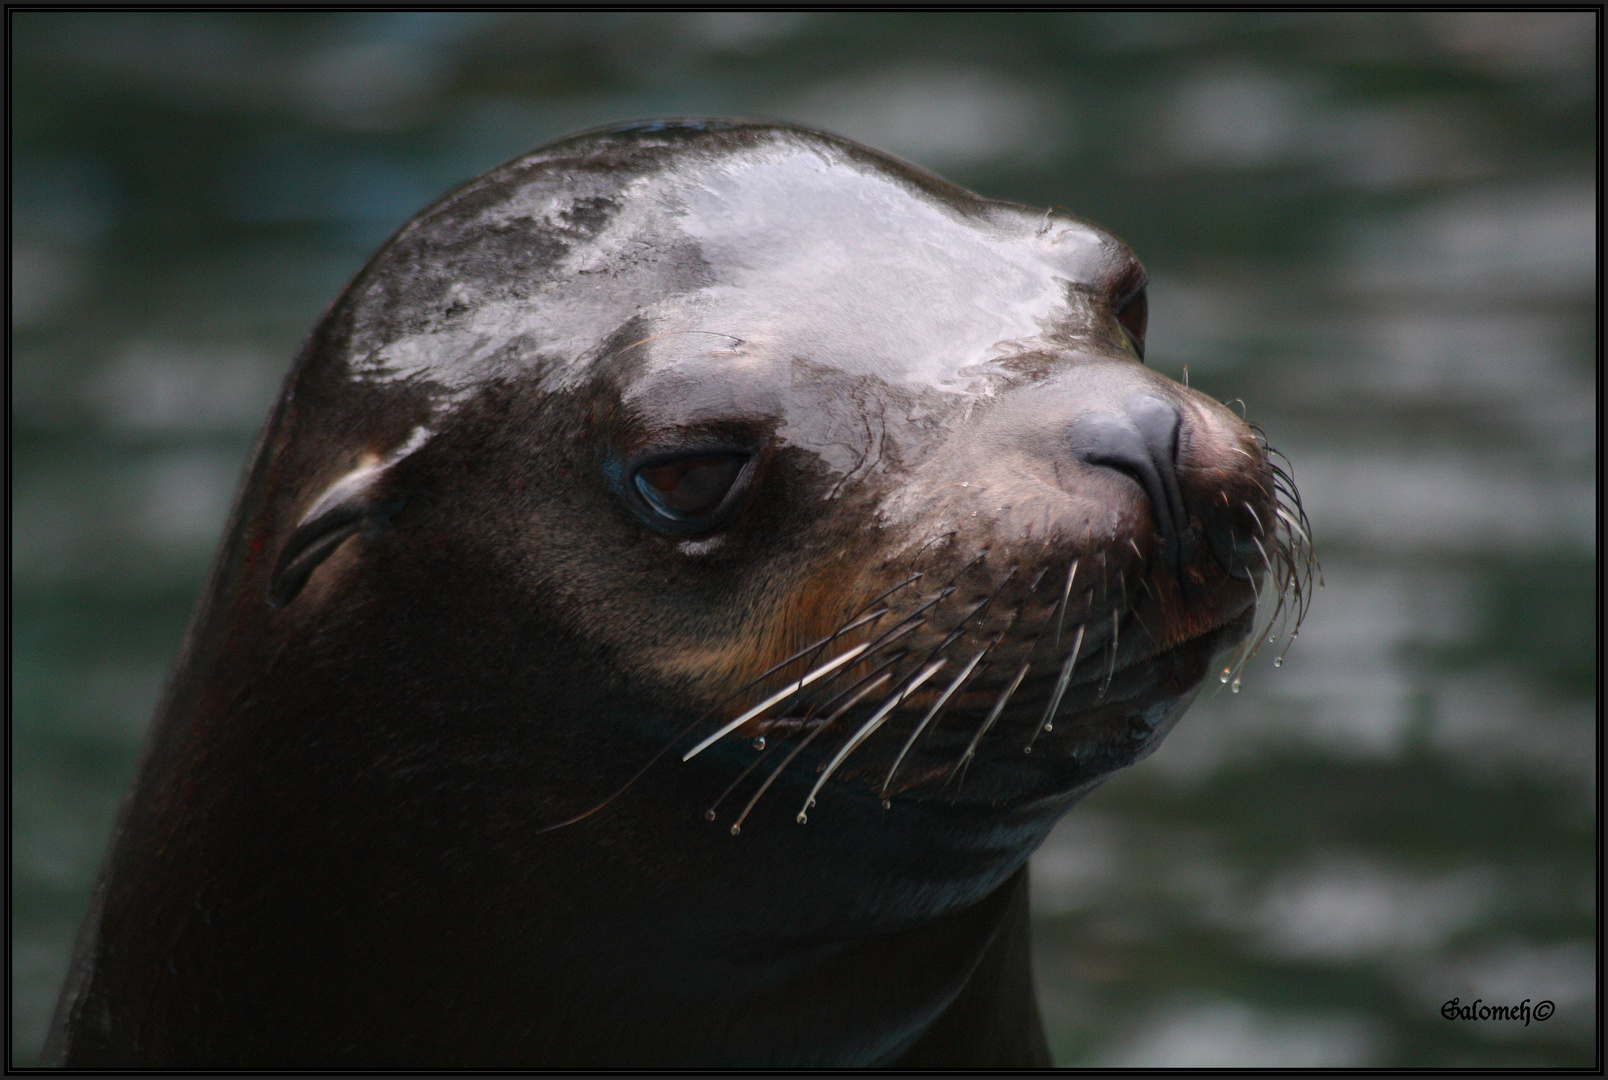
[1055,558,1079,645]
[737,673,893,834]
[1026,622,1085,752]
[881,645,993,795]
[797,659,947,820]
[682,643,869,762]
[1097,609,1119,700]
[1274,503,1312,548]
[955,655,1033,771]
[1241,499,1265,536]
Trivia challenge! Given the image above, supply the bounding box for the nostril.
[1126,396,1182,469]
[1125,396,1186,540]
[1068,396,1187,560]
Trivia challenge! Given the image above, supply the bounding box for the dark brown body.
[46,121,1303,1067]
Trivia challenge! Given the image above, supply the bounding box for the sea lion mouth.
[682,440,1316,833]
[751,600,1256,812]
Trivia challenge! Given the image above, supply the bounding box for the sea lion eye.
[633,453,748,521]
[1115,286,1147,360]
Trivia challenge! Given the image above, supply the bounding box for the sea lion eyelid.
[1113,283,1148,361]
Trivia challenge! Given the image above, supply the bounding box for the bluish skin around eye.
[599,452,626,497]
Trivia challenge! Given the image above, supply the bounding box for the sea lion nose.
[1068,395,1188,559]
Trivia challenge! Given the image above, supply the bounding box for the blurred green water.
[11,11,1596,1067]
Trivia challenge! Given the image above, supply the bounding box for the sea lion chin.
[47,119,1314,1068]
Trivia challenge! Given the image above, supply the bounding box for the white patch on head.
[677,535,726,556]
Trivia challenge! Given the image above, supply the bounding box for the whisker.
[1274,503,1312,550]
[1270,473,1315,539]
[1026,622,1085,752]
[906,530,962,567]
[803,648,910,726]
[1274,518,1316,596]
[1222,559,1285,691]
[692,575,919,730]
[1025,561,1052,592]
[761,576,917,675]
[783,547,985,716]
[1274,627,1302,668]
[880,643,996,797]
[792,608,931,716]
[1096,609,1120,700]
[1236,542,1285,670]
[1267,456,1302,494]
[927,562,1017,641]
[682,643,870,762]
[1271,507,1308,575]
[1125,602,1156,652]
[732,672,893,834]
[927,566,1012,657]
[1278,535,1306,601]
[946,549,990,585]
[1271,524,1318,660]
[1222,533,1295,691]
[797,659,948,820]
[1217,638,1252,695]
[1273,522,1311,627]
[953,654,1034,776]
[533,734,687,835]
[1249,535,1283,615]
[1244,537,1301,669]
[704,742,773,822]
[1054,558,1080,645]
[897,564,1017,691]
[533,579,921,833]
[1272,478,1303,514]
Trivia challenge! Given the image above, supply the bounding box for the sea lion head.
[51,121,1321,1068]
[238,118,1310,872]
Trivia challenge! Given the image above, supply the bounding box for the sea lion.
[46,119,1313,1067]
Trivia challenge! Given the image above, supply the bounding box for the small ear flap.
[268,462,400,608]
